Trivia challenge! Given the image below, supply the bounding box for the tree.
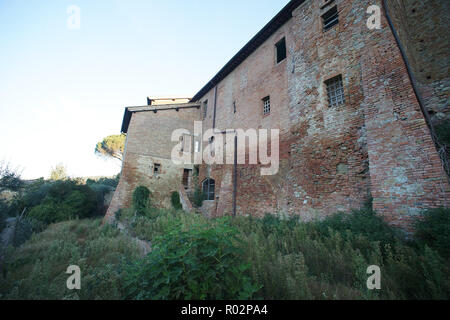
[95,134,126,162]
[50,163,68,181]
[0,161,23,191]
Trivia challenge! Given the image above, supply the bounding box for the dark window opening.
[322,6,339,31]
[262,96,271,115]
[154,163,161,175]
[325,75,345,107]
[202,178,215,201]
[275,37,287,63]
[183,169,192,189]
[233,101,237,114]
[203,100,208,120]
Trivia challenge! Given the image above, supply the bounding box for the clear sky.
[0,0,290,179]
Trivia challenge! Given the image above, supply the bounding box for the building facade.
[105,0,449,232]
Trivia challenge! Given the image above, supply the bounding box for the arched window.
[202,178,215,201]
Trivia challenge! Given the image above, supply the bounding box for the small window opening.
[262,96,271,116]
[154,163,161,175]
[325,75,345,107]
[203,100,208,120]
[322,6,339,31]
[275,37,287,63]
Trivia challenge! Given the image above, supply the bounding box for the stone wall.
[104,107,200,222]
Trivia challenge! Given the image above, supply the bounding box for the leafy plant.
[170,191,182,210]
[124,217,259,300]
[132,186,151,216]
[414,208,450,258]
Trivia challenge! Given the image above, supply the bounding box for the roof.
[190,0,305,102]
[120,0,306,133]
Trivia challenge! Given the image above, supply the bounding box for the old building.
[105,0,449,232]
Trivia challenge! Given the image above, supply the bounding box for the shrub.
[192,187,205,208]
[170,191,182,210]
[27,180,97,225]
[414,208,450,258]
[0,219,140,300]
[124,217,259,300]
[314,207,401,251]
[132,186,151,216]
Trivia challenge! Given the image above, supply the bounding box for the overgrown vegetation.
[0,219,140,300]
[170,191,182,210]
[124,218,258,300]
[1,177,449,300]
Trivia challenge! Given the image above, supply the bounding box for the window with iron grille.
[322,6,339,31]
[325,75,345,107]
[203,100,208,119]
[262,96,271,115]
[275,37,287,63]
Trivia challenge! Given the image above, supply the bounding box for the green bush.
[314,207,401,252]
[124,217,259,300]
[192,187,205,208]
[414,208,450,258]
[132,186,151,216]
[27,180,97,225]
[170,191,182,210]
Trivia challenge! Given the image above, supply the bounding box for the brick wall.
[106,0,449,232]
[195,0,449,230]
[104,107,200,222]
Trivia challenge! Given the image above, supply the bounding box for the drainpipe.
[382,0,449,178]
[233,135,237,216]
[213,85,218,129]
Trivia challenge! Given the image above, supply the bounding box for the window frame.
[322,5,339,31]
[262,96,271,116]
[325,75,345,108]
[202,178,215,201]
[153,163,161,175]
[202,100,208,120]
[275,37,287,64]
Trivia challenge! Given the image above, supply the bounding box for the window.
[262,96,271,116]
[182,134,192,153]
[233,101,237,114]
[203,100,208,119]
[202,178,215,201]
[275,37,287,63]
[322,6,339,31]
[154,163,161,175]
[325,75,345,107]
[182,169,192,189]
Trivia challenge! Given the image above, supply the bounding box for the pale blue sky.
[0,0,290,179]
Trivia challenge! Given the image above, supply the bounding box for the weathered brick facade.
[106,0,449,232]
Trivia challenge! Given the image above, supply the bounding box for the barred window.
[325,75,345,107]
[262,96,271,115]
[322,6,339,31]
